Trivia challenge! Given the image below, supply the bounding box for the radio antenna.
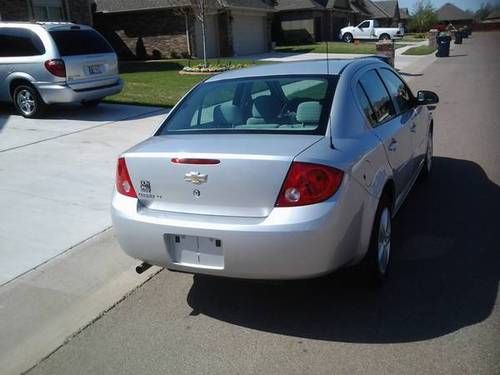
[325,37,330,75]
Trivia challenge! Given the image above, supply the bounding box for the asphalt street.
[27,32,500,375]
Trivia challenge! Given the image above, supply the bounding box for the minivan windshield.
[50,29,113,56]
[157,75,337,135]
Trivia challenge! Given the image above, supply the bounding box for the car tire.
[379,34,391,41]
[362,194,392,284]
[13,84,46,118]
[82,99,102,108]
[419,130,433,180]
[343,33,354,43]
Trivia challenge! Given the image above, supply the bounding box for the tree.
[476,2,493,21]
[409,0,438,33]
[190,0,219,67]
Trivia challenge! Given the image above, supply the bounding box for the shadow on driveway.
[186,156,499,343]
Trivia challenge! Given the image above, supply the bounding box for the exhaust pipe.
[136,262,152,274]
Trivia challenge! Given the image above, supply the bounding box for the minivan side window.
[0,28,46,57]
[379,68,414,114]
[358,70,395,126]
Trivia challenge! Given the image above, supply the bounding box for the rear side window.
[0,28,46,57]
[358,70,395,125]
[378,69,414,113]
[49,30,113,56]
[355,83,376,125]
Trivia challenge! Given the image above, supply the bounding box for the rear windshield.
[50,29,113,56]
[157,75,337,135]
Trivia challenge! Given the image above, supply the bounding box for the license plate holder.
[87,64,103,75]
[165,234,224,269]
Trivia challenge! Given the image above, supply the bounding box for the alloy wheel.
[377,207,391,275]
[16,89,36,116]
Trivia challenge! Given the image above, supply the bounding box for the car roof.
[205,58,384,82]
[0,21,92,32]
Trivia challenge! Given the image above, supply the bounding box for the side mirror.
[417,90,439,105]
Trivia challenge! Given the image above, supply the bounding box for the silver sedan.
[111,58,439,283]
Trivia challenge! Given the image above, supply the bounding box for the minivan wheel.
[362,195,392,284]
[14,85,45,118]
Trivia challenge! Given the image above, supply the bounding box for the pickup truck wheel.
[343,33,353,43]
[379,33,391,41]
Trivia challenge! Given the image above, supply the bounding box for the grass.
[274,41,410,55]
[106,59,259,107]
[403,45,436,56]
[401,33,428,42]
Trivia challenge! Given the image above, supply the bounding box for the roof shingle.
[437,3,473,21]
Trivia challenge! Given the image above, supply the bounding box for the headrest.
[296,101,322,124]
[252,96,281,119]
[213,103,243,125]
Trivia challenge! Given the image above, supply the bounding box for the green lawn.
[274,41,409,55]
[106,59,258,107]
[403,45,436,56]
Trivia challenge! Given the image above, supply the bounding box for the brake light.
[171,158,220,165]
[116,157,137,197]
[275,162,344,207]
[44,59,66,77]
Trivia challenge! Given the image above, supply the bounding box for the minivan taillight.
[116,157,137,198]
[275,162,344,207]
[44,59,66,77]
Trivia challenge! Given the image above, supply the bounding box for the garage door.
[232,15,267,56]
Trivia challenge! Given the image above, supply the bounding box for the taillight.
[116,157,137,197]
[275,162,344,207]
[44,59,66,77]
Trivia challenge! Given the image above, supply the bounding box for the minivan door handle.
[388,139,398,152]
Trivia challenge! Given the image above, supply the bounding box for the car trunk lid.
[124,134,323,218]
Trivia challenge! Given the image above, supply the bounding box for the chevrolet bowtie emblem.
[184,171,208,185]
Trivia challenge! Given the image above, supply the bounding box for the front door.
[356,21,372,39]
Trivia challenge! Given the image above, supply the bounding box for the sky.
[397,0,500,12]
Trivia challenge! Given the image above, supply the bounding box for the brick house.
[273,0,372,44]
[93,0,275,60]
[0,0,92,25]
[363,0,400,27]
[437,3,473,28]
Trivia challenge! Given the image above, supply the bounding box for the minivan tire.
[13,84,46,118]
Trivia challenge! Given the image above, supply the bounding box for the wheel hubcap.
[377,207,391,275]
[426,134,433,172]
[16,89,36,115]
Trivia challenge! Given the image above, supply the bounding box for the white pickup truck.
[340,20,404,43]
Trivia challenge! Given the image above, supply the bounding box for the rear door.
[49,28,119,90]
[357,69,413,197]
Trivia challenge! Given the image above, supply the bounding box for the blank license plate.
[88,64,103,75]
[165,234,224,269]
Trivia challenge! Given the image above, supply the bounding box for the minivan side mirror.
[417,90,439,105]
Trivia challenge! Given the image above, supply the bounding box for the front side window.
[158,76,337,135]
[379,69,415,113]
[49,30,113,56]
[358,70,395,125]
[0,28,46,57]
[358,21,370,28]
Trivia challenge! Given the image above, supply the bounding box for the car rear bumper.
[111,191,353,280]
[35,79,123,104]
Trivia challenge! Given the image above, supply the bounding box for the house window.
[32,0,66,21]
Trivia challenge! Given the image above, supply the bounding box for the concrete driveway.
[24,32,500,375]
[0,103,168,285]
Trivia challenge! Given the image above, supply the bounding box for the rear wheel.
[362,195,392,284]
[379,33,391,41]
[13,85,46,118]
[343,33,354,43]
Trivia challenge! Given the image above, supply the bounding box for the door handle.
[410,123,417,133]
[388,139,398,152]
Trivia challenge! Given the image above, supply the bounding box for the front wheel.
[13,85,46,118]
[361,195,392,284]
[343,33,354,43]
